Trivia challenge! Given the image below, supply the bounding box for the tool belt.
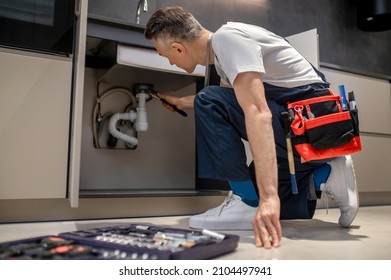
[283,88,362,162]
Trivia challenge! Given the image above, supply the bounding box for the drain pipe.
[108,84,152,147]
[108,111,138,146]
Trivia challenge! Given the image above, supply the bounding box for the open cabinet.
[60,27,324,211]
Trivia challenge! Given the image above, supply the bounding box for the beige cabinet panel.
[0,49,72,199]
[352,135,391,193]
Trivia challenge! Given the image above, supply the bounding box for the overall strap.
[204,33,213,87]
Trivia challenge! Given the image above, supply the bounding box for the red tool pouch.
[286,88,362,162]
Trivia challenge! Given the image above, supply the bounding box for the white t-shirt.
[212,22,324,88]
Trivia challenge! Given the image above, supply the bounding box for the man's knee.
[195,86,234,108]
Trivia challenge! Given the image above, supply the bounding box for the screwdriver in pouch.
[150,91,188,117]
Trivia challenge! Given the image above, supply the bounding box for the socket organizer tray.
[0,224,240,260]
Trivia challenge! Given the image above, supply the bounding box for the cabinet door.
[286,29,319,69]
[352,135,391,192]
[68,0,88,207]
[0,49,72,199]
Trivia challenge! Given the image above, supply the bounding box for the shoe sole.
[338,155,359,227]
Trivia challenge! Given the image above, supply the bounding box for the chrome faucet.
[136,0,148,24]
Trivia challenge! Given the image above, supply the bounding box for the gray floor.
[0,205,390,260]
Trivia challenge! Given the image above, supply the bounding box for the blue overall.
[194,79,331,220]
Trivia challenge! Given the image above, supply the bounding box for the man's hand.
[155,93,180,112]
[253,196,282,248]
[156,93,196,111]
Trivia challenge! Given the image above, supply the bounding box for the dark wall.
[89,0,391,79]
[156,0,391,79]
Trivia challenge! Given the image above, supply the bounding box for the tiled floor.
[0,205,390,260]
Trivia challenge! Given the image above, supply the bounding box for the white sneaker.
[321,155,359,227]
[189,191,257,230]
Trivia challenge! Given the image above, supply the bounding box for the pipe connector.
[108,111,138,146]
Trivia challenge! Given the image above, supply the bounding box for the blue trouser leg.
[195,86,250,181]
[194,85,330,219]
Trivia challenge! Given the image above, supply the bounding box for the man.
[144,6,359,249]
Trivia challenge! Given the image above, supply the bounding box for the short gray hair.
[145,6,203,46]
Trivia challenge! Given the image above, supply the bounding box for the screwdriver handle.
[160,97,188,117]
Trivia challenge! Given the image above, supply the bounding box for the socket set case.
[0,224,240,260]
